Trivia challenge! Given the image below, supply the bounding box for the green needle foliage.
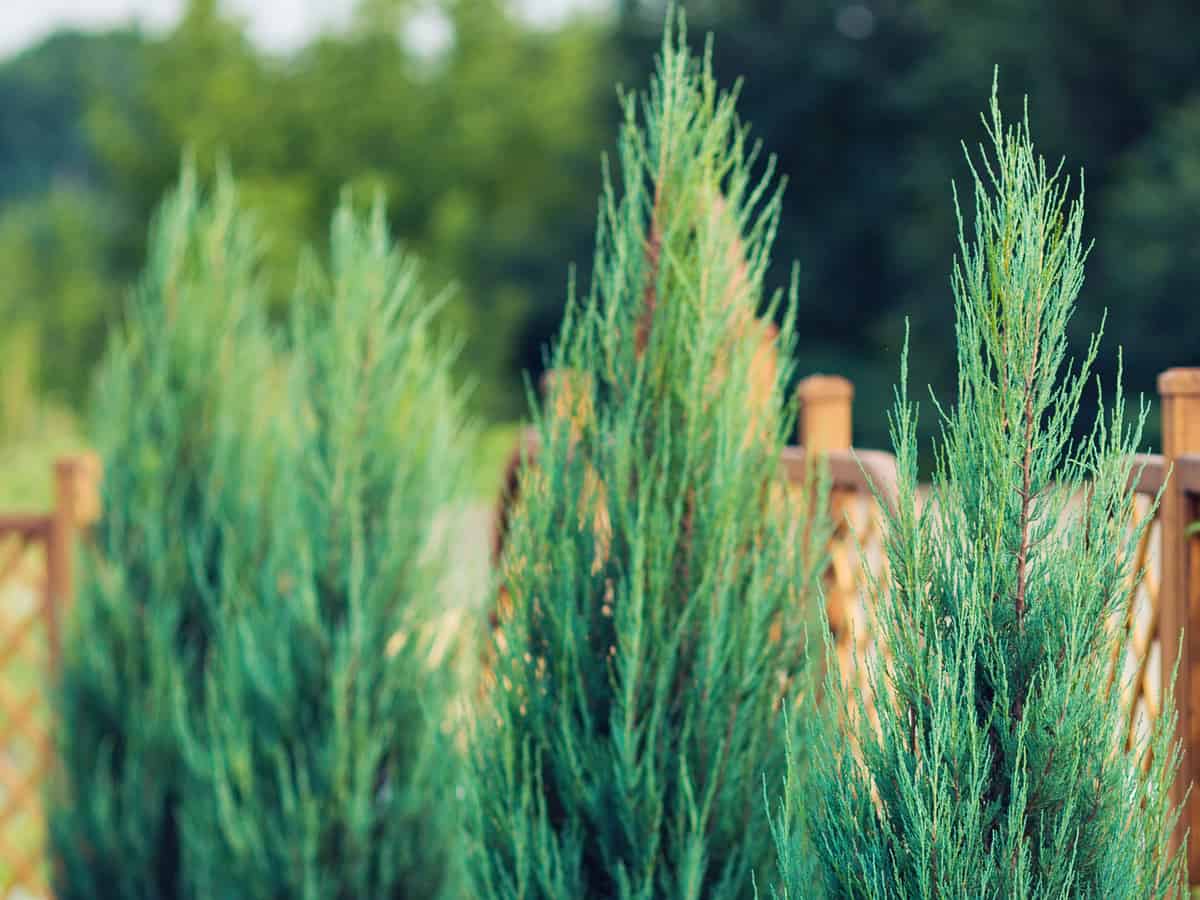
[48,172,468,898]
[789,82,1186,898]
[181,198,469,899]
[466,16,827,900]
[48,165,277,899]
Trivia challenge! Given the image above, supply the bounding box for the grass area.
[468,421,524,503]
[0,405,85,511]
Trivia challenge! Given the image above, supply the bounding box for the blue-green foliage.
[787,82,1185,899]
[48,172,467,898]
[48,165,277,899]
[181,198,469,899]
[466,17,828,900]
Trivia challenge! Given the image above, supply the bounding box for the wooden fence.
[0,455,99,899]
[0,370,1197,892]
[493,366,1200,883]
[1160,369,1200,879]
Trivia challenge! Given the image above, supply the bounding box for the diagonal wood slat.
[0,682,50,759]
[0,610,43,672]
[0,823,48,895]
[0,533,34,590]
[0,752,51,830]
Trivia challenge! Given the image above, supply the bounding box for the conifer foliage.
[466,18,826,900]
[181,199,468,898]
[48,167,277,899]
[791,84,1185,898]
[48,174,468,898]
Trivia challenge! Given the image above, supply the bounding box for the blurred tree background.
[2,0,1198,489]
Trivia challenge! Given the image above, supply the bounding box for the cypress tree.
[786,82,1186,898]
[180,198,468,898]
[466,17,827,899]
[47,166,277,899]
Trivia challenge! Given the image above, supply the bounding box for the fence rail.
[1177,456,1200,495]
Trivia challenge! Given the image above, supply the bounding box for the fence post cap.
[1158,368,1200,396]
[796,374,854,403]
[54,452,102,527]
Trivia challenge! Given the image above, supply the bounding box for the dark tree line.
[2,0,1198,452]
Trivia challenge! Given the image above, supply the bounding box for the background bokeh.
[3,0,1199,503]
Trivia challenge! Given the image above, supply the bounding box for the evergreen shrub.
[466,17,828,900]
[779,82,1186,899]
[49,173,467,899]
[180,197,469,898]
[48,166,277,899]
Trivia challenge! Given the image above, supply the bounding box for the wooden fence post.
[796,374,854,657]
[44,453,101,671]
[796,374,854,454]
[1158,367,1200,883]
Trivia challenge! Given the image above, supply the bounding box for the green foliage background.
[2,0,1199,478]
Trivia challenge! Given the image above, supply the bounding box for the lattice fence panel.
[0,527,51,900]
[1107,491,1163,762]
[823,486,890,736]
